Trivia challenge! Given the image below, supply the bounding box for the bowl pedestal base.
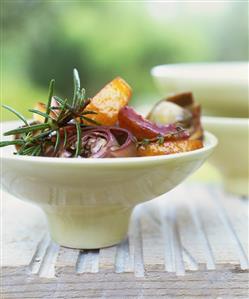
[43,205,133,249]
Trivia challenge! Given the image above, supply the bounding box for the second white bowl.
[151,62,248,118]
[203,116,249,196]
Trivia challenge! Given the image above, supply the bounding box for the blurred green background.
[1,0,248,120]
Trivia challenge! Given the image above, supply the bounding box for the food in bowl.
[1,69,204,157]
[1,70,217,248]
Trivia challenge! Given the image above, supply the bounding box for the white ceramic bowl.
[151,62,248,117]
[203,116,248,196]
[1,130,217,249]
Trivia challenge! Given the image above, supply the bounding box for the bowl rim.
[202,116,249,124]
[151,61,248,83]
[1,131,217,166]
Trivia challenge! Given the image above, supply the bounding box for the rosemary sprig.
[80,115,101,126]
[1,69,99,157]
[45,79,55,123]
[0,139,25,147]
[31,145,42,156]
[81,110,98,115]
[57,99,68,122]
[137,128,186,147]
[157,135,165,145]
[29,109,54,121]
[17,142,28,155]
[63,127,68,148]
[31,130,53,141]
[54,130,61,153]
[21,145,40,155]
[137,135,165,147]
[74,120,81,157]
[72,69,81,108]
[3,123,51,136]
[53,96,72,110]
[2,105,28,126]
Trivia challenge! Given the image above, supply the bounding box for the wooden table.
[1,182,248,298]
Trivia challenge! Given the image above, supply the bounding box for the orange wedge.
[85,77,132,126]
[33,102,47,123]
[33,99,59,123]
[137,139,203,156]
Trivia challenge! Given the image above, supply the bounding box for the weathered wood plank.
[2,191,47,267]
[98,245,116,272]
[115,238,133,273]
[1,180,249,298]
[129,205,144,277]
[2,270,249,298]
[76,250,99,273]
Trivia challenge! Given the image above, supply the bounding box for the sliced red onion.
[118,106,189,140]
[50,126,137,158]
[80,127,136,158]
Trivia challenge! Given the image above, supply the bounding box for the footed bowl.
[1,131,217,249]
[203,116,248,196]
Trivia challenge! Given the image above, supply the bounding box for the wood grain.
[1,183,249,298]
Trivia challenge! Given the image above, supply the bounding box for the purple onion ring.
[54,126,137,158]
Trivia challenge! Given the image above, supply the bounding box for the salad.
[0,69,203,158]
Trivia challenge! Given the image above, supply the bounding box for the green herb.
[63,127,68,148]
[0,69,99,157]
[81,110,98,115]
[72,69,80,107]
[137,136,162,147]
[137,129,185,148]
[0,139,25,147]
[157,135,165,145]
[2,105,28,126]
[3,123,51,136]
[79,115,101,126]
[54,130,61,153]
[32,145,42,156]
[28,109,54,121]
[57,99,68,122]
[45,79,55,124]
[21,145,40,155]
[74,120,81,157]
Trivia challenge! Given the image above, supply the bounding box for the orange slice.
[85,77,132,126]
[137,139,203,156]
[33,99,59,123]
[33,102,47,123]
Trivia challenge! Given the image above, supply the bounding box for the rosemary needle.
[2,105,28,126]
[3,123,51,136]
[80,115,101,126]
[54,130,61,153]
[45,79,55,124]
[75,121,81,157]
[63,127,67,148]
[29,109,54,121]
[0,140,24,147]
[72,69,81,108]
